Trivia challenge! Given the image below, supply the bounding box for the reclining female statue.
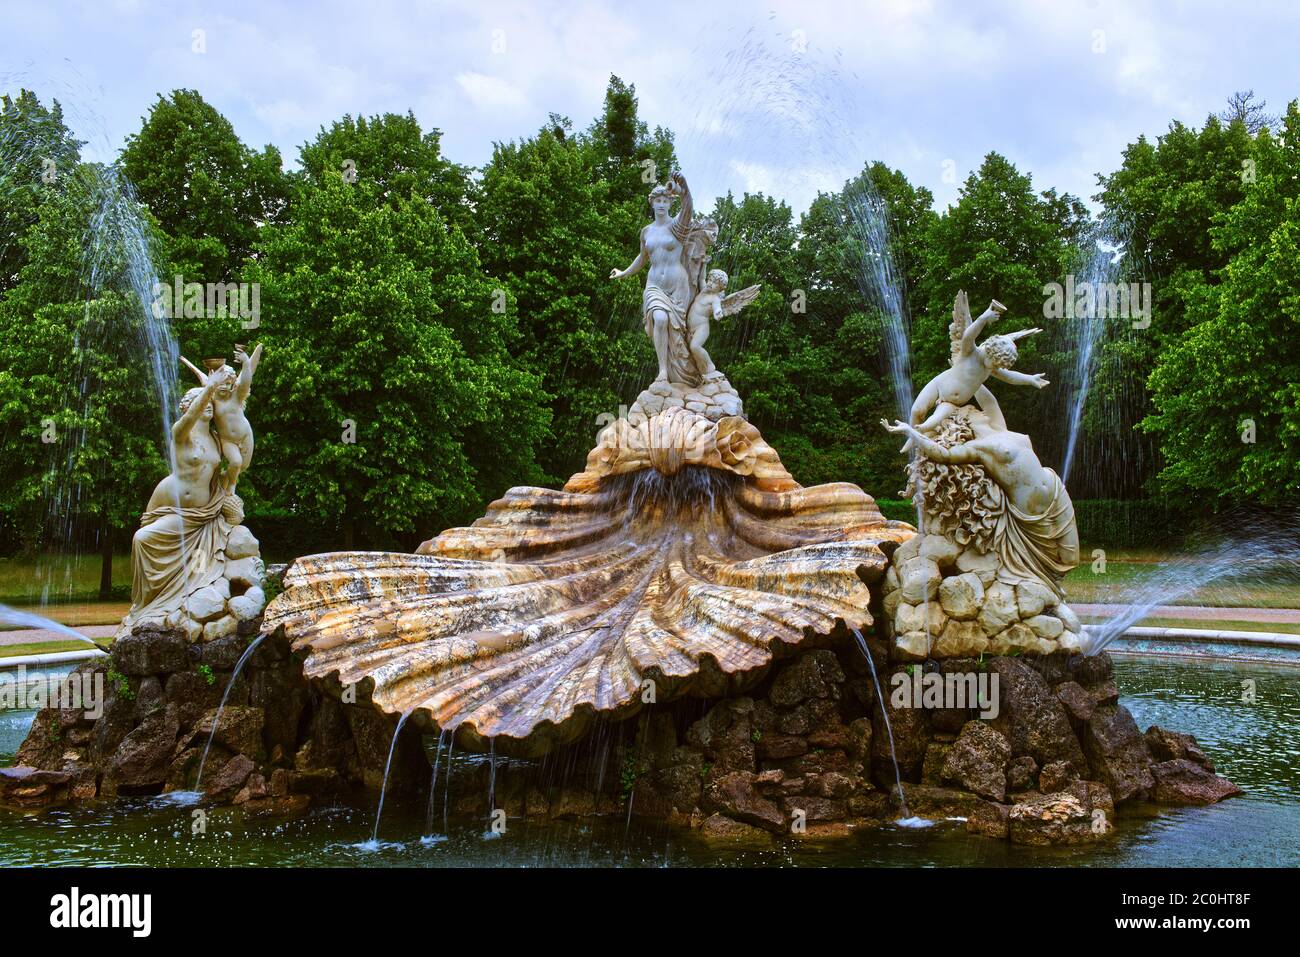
[884,407,1079,596]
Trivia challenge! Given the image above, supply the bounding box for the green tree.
[0,163,169,593]
[245,168,549,547]
[913,153,1081,462]
[121,89,288,285]
[0,90,84,294]
[1142,101,1300,504]
[296,111,474,236]
[476,76,677,482]
[1094,112,1260,496]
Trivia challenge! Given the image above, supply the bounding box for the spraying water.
[1,80,180,609]
[844,181,913,420]
[0,604,103,647]
[1059,240,1120,484]
[1082,525,1300,656]
[80,162,179,464]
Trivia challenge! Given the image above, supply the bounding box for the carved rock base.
[880,531,1084,660]
[157,525,268,644]
[630,374,743,423]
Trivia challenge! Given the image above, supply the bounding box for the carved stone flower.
[715,416,762,475]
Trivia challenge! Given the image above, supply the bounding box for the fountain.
[263,168,911,758]
[4,164,1248,850]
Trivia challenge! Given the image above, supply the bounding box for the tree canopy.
[1,80,1296,568]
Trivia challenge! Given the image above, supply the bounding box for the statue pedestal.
[628,373,743,423]
[116,522,268,644]
[881,530,1085,661]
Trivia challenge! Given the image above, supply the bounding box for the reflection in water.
[0,658,1295,867]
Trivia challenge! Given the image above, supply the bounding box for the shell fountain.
[264,409,911,756]
[262,168,912,755]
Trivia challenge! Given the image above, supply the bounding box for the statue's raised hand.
[1029,372,1050,389]
[234,344,250,365]
[207,365,235,387]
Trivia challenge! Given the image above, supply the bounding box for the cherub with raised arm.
[686,268,761,382]
[900,291,1046,451]
[181,343,262,490]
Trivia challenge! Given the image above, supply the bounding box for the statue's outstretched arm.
[234,343,262,402]
[881,420,980,464]
[991,368,1049,389]
[611,231,648,280]
[173,372,225,440]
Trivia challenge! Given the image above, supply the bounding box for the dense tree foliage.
[0,80,1296,565]
[121,90,289,286]
[245,117,549,547]
[1141,103,1300,504]
[476,78,677,481]
[0,161,169,589]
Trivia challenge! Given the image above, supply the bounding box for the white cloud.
[454,72,530,112]
[2,0,1296,214]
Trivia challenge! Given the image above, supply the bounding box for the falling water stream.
[368,709,414,846]
[850,628,929,827]
[422,729,448,841]
[192,634,265,792]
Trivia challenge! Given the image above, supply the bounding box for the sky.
[2,0,1297,215]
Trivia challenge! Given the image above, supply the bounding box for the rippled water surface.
[1,657,1295,867]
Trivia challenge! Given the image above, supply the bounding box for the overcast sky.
[3,0,1296,215]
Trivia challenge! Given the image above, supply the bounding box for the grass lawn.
[0,553,132,605]
[1063,557,1300,609]
[0,638,107,658]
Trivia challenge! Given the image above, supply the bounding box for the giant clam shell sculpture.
[264,407,913,755]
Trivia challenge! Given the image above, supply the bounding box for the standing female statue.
[610,170,695,384]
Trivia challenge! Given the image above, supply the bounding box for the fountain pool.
[2,656,1293,867]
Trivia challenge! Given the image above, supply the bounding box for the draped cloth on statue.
[643,282,697,386]
[116,490,241,637]
[993,468,1076,598]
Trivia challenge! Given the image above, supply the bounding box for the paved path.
[1073,603,1300,624]
[0,624,115,647]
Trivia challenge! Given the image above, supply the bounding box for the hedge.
[869,497,1190,549]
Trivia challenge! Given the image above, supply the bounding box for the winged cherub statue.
[899,291,1046,451]
[686,268,761,382]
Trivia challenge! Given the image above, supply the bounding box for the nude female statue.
[120,365,245,634]
[610,170,694,383]
[144,366,232,513]
[884,408,1079,592]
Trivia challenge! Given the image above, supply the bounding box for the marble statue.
[877,291,1083,661]
[900,290,1046,451]
[884,407,1080,594]
[611,170,759,390]
[117,348,266,641]
[265,169,913,754]
[180,343,262,491]
[686,268,761,382]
